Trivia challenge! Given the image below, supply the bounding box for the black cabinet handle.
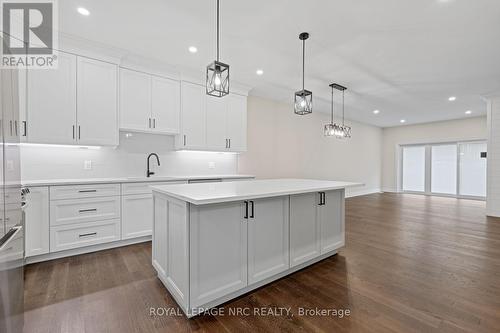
[78,208,97,213]
[250,201,255,218]
[22,121,27,136]
[244,201,248,219]
[323,192,326,205]
[79,232,97,238]
[318,192,325,205]
[78,189,97,193]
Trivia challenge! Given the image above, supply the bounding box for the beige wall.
[381,116,487,192]
[238,96,383,197]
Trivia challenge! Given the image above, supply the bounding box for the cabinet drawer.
[50,219,121,252]
[50,196,120,226]
[122,181,186,195]
[50,184,120,200]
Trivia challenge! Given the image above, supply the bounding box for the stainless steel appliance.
[0,65,24,332]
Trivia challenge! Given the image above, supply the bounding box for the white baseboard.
[345,188,382,198]
[25,236,152,264]
[381,187,399,193]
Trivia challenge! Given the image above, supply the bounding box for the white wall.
[486,96,500,217]
[381,117,487,192]
[21,132,238,181]
[238,96,382,197]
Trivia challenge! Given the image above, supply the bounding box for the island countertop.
[151,178,363,205]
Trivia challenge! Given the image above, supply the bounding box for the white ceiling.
[59,0,500,127]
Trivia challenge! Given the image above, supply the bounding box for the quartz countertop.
[151,178,363,205]
[23,174,255,187]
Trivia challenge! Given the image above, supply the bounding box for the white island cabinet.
[151,179,361,317]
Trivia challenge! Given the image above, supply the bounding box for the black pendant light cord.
[342,90,345,126]
[216,0,219,61]
[302,38,305,91]
[331,87,334,124]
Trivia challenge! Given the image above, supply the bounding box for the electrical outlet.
[208,162,216,169]
[84,160,92,170]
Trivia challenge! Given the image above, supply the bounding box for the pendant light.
[324,83,351,138]
[294,32,312,115]
[206,0,229,97]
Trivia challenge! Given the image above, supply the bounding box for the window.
[402,146,426,192]
[431,145,457,195]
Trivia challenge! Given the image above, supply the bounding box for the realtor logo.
[1,0,58,68]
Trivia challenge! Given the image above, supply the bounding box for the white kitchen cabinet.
[121,193,153,239]
[119,69,180,135]
[289,192,321,267]
[206,96,227,149]
[178,82,206,149]
[24,187,50,257]
[151,75,180,134]
[319,191,345,253]
[119,68,151,132]
[247,197,289,284]
[26,52,77,144]
[189,201,247,308]
[77,57,118,146]
[226,94,247,152]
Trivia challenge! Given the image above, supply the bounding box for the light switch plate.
[84,160,92,170]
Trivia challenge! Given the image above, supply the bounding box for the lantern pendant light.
[324,83,351,138]
[294,32,312,115]
[206,0,229,97]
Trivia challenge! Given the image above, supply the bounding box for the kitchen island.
[151,179,361,317]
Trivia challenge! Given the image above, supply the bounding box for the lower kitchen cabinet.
[24,187,50,257]
[289,192,321,267]
[189,201,247,308]
[50,219,121,252]
[290,190,345,267]
[319,190,345,253]
[121,193,153,239]
[247,197,289,284]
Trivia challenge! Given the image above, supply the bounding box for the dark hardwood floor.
[23,193,500,333]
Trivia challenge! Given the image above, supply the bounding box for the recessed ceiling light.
[448,96,456,101]
[465,110,472,115]
[188,46,197,53]
[400,119,406,123]
[256,69,264,76]
[77,7,90,16]
[373,110,380,114]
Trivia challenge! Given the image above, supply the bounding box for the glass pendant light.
[324,83,351,138]
[206,0,229,97]
[294,32,312,115]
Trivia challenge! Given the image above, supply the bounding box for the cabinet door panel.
[226,94,247,151]
[290,193,321,267]
[248,197,289,284]
[180,82,206,149]
[206,95,227,149]
[27,52,77,144]
[151,76,180,134]
[77,57,118,146]
[25,187,50,257]
[119,68,151,132]
[122,194,153,239]
[190,202,247,308]
[320,190,344,253]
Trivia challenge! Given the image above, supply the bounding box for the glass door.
[402,146,426,192]
[459,142,487,198]
[431,144,457,195]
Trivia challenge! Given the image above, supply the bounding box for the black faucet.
[147,153,160,178]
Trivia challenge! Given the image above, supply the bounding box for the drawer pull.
[79,232,97,238]
[78,189,97,193]
[78,208,97,213]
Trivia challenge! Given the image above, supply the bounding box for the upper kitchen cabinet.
[177,81,207,150]
[176,81,247,152]
[119,68,180,135]
[77,57,118,146]
[27,52,77,145]
[26,52,118,146]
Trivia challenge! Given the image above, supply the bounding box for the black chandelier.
[294,32,312,115]
[324,83,351,138]
[206,0,229,97]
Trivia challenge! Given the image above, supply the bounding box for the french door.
[401,141,487,199]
